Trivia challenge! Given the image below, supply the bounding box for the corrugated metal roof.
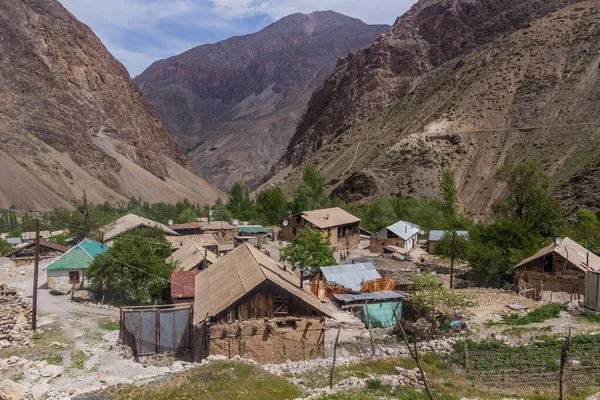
[171,270,200,299]
[101,214,179,242]
[238,225,268,234]
[428,230,469,241]
[386,221,421,241]
[194,243,332,324]
[300,208,360,229]
[332,290,404,303]
[5,238,21,245]
[45,239,109,271]
[514,237,600,272]
[320,263,381,292]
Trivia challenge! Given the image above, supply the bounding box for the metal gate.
[120,303,193,356]
[585,272,600,311]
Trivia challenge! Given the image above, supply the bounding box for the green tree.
[491,162,563,237]
[280,227,336,287]
[359,198,398,233]
[88,228,175,304]
[441,169,458,215]
[433,232,470,260]
[292,166,326,213]
[0,239,13,256]
[255,187,289,225]
[567,208,600,251]
[410,272,465,320]
[176,208,198,224]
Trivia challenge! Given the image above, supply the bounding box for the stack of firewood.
[0,284,32,348]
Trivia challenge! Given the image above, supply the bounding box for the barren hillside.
[135,11,388,190]
[0,0,224,211]
[269,0,600,216]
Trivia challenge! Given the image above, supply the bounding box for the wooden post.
[450,230,456,289]
[559,325,572,400]
[364,300,375,357]
[392,309,434,400]
[465,339,469,369]
[329,327,341,389]
[32,218,40,331]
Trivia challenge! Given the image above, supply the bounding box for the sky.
[58,0,415,77]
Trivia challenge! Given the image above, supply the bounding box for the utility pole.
[32,218,40,330]
[83,190,90,235]
[450,230,456,289]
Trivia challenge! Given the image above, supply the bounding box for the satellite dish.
[168,219,174,226]
[555,237,564,246]
[418,230,425,235]
[233,219,240,226]
[283,220,289,227]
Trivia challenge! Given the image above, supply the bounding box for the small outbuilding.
[193,243,332,364]
[44,239,109,290]
[428,230,469,254]
[370,221,421,254]
[281,207,361,249]
[168,236,219,271]
[311,262,397,299]
[169,222,204,236]
[514,237,600,299]
[199,221,239,245]
[332,291,404,328]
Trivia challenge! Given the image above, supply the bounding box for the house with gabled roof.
[194,243,332,363]
[44,239,109,290]
[100,214,178,243]
[370,221,422,254]
[514,237,600,299]
[281,207,361,249]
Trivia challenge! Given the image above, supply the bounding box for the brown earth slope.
[269,0,600,217]
[135,11,388,190]
[0,0,224,211]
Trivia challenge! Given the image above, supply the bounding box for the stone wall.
[0,284,32,347]
[205,317,325,364]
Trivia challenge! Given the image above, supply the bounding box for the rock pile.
[0,284,32,348]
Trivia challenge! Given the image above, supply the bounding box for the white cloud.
[58,0,415,76]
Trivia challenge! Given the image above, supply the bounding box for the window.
[273,296,290,316]
[69,271,80,284]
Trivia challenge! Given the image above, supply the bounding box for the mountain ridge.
[135,11,389,190]
[0,0,224,211]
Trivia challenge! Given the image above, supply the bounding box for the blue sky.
[58,0,415,77]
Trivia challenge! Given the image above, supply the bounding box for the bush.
[499,304,566,326]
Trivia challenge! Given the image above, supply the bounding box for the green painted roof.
[238,225,268,234]
[45,239,109,271]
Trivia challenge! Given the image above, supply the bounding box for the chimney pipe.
[587,252,590,267]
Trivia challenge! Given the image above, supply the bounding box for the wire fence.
[446,327,600,399]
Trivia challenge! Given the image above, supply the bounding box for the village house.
[199,221,239,245]
[167,234,219,255]
[514,237,600,300]
[44,239,109,290]
[370,221,421,254]
[168,222,204,236]
[167,236,219,271]
[100,214,179,243]
[281,207,361,249]
[234,225,269,248]
[428,230,469,254]
[193,243,332,364]
[4,240,68,266]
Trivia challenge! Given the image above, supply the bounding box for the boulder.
[49,280,71,296]
[0,379,31,400]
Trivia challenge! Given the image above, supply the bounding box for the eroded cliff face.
[0,0,223,210]
[268,0,600,217]
[135,11,388,190]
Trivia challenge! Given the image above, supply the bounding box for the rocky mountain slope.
[135,11,388,190]
[269,0,600,216]
[0,0,223,211]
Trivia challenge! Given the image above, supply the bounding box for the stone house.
[193,243,332,364]
[514,237,600,298]
[281,207,361,249]
[370,221,421,254]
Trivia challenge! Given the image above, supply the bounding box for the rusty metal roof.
[171,270,200,299]
[194,243,332,324]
